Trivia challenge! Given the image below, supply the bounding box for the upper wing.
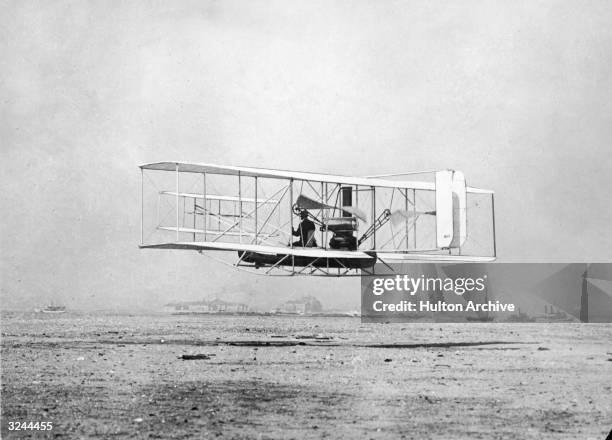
[140,161,493,194]
[159,191,278,204]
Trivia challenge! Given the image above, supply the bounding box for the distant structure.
[580,267,588,322]
[164,299,249,314]
[274,295,323,315]
[535,263,612,322]
[505,308,536,323]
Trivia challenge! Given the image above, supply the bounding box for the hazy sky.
[2,0,612,310]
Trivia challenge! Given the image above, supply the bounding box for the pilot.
[292,210,317,247]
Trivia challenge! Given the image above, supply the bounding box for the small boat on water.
[41,304,66,314]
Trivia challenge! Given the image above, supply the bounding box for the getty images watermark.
[369,273,512,313]
[360,263,612,323]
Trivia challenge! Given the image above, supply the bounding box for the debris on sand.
[295,334,333,340]
[384,358,392,362]
[180,354,216,360]
[537,347,550,351]
[418,395,437,404]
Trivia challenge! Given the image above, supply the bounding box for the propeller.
[295,194,367,222]
[389,209,436,226]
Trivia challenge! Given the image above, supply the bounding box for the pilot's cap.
[300,210,308,219]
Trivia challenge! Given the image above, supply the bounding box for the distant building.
[275,295,323,315]
[189,303,211,313]
[207,299,248,313]
[164,298,248,313]
[164,302,190,312]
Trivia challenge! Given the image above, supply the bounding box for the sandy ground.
[1,312,611,439]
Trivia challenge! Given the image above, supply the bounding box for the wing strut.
[358,209,392,247]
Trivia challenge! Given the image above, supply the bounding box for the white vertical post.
[325,183,330,250]
[175,163,179,241]
[193,197,197,241]
[289,179,294,249]
[321,181,325,249]
[404,189,409,249]
[355,185,359,248]
[371,186,376,250]
[254,176,258,244]
[238,172,242,244]
[412,189,417,249]
[192,196,196,242]
[326,183,330,270]
[289,179,294,272]
[203,173,207,241]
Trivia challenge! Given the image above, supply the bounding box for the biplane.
[139,162,496,276]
